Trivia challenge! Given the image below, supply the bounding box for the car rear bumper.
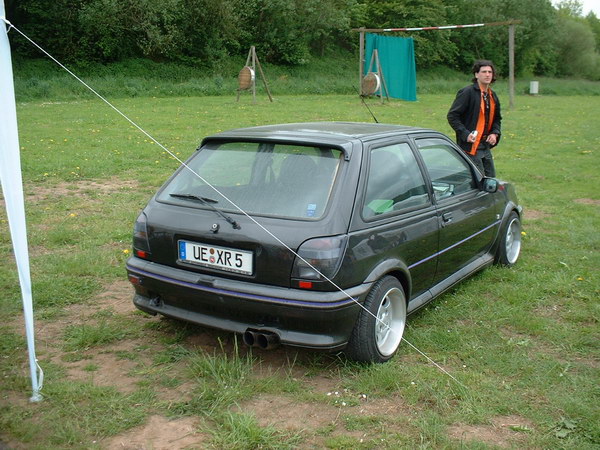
[126,257,372,350]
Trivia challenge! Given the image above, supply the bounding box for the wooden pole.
[236,47,273,103]
[251,46,256,104]
[359,29,365,95]
[237,48,253,102]
[254,49,273,102]
[508,24,515,109]
[374,50,390,102]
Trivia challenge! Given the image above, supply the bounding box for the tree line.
[6,0,600,79]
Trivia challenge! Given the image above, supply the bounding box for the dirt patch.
[32,280,153,394]
[241,394,342,431]
[35,279,135,344]
[184,326,245,353]
[524,209,549,220]
[64,344,144,394]
[574,198,600,206]
[238,391,411,447]
[90,279,137,316]
[101,415,207,449]
[155,379,197,405]
[532,303,563,319]
[448,415,534,448]
[1,178,142,207]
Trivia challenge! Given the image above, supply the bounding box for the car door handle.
[442,212,453,224]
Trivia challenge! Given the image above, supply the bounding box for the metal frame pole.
[508,24,515,109]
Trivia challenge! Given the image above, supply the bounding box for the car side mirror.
[482,178,499,193]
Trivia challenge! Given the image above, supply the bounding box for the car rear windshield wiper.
[169,193,240,229]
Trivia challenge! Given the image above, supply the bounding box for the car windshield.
[157,141,343,219]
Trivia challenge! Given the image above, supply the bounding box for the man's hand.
[486,134,498,145]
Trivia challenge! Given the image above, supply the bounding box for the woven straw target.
[361,72,381,95]
[238,66,255,90]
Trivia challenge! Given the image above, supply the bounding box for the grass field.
[13,57,600,101]
[1,89,599,448]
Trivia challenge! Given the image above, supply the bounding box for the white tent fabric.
[0,3,43,401]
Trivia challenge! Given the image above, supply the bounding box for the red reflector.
[135,250,149,259]
[299,281,313,289]
[128,274,142,286]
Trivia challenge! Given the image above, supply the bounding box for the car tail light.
[133,212,151,259]
[128,274,142,286]
[292,236,347,282]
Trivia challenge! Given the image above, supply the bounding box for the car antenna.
[355,86,379,123]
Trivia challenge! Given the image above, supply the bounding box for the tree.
[7,0,87,61]
[356,0,457,68]
[585,12,600,52]
[555,0,583,17]
[78,0,238,64]
[444,0,557,77]
[5,0,599,79]
[552,0,600,79]
[553,15,600,79]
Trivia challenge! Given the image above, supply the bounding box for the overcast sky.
[581,0,600,16]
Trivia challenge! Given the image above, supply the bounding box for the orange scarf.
[469,88,496,155]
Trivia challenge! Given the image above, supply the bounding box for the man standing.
[447,60,502,177]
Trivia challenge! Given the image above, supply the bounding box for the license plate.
[178,240,253,275]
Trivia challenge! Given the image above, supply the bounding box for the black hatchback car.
[126,122,522,362]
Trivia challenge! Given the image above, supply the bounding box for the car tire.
[345,276,406,363]
[495,211,521,266]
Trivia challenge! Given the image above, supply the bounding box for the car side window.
[363,143,429,218]
[416,139,476,201]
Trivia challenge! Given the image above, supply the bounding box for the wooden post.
[364,49,389,102]
[237,48,253,102]
[236,46,273,103]
[251,47,256,103]
[508,24,515,109]
[374,50,390,102]
[253,47,273,102]
[359,29,365,95]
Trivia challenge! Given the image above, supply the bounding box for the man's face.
[475,66,494,86]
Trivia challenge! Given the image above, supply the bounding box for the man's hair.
[471,60,497,83]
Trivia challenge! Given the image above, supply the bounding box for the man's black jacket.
[447,83,502,152]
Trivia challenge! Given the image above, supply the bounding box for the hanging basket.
[361,72,381,96]
[238,66,255,90]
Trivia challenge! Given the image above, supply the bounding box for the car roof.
[203,122,434,146]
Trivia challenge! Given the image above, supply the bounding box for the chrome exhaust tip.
[242,329,280,350]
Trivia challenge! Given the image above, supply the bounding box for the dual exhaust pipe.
[243,329,280,350]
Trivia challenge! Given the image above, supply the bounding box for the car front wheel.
[495,211,522,266]
[345,276,406,363]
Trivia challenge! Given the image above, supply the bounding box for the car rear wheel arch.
[386,270,410,302]
[363,259,412,297]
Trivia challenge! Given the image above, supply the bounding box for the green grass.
[13,56,600,102]
[0,89,599,448]
[208,412,303,449]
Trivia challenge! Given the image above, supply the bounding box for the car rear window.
[157,141,343,219]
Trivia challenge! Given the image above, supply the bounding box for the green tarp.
[364,33,417,101]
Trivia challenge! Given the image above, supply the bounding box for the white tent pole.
[0,1,43,402]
